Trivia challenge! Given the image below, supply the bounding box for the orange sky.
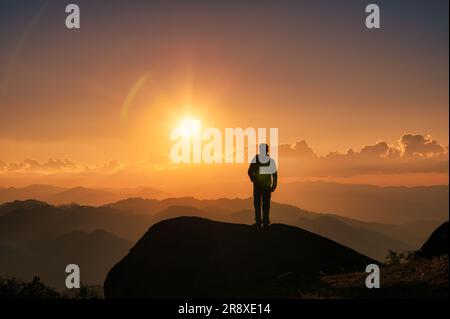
[0,0,448,191]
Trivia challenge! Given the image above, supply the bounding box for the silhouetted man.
[248,143,278,227]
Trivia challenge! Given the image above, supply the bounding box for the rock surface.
[416,221,448,259]
[104,217,376,298]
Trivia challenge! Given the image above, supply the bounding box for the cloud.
[279,134,448,177]
[359,141,391,158]
[23,158,79,171]
[0,134,448,182]
[0,156,171,176]
[0,158,120,174]
[1,158,80,172]
[84,159,125,173]
[279,140,317,158]
[399,134,447,157]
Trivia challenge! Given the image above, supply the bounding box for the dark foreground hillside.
[104,217,376,298]
[1,219,447,299]
[302,222,449,298]
[304,255,448,299]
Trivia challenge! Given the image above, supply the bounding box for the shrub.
[0,276,60,299]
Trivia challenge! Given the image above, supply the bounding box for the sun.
[178,117,202,137]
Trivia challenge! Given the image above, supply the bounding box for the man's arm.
[271,172,278,192]
[270,158,278,191]
[248,162,256,182]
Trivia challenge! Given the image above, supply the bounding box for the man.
[248,143,278,228]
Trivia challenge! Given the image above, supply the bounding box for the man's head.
[259,143,269,155]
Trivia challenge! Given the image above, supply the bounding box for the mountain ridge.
[1,182,448,224]
[0,198,440,260]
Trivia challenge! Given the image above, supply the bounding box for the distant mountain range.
[278,181,449,223]
[0,229,130,290]
[0,185,165,206]
[1,182,448,224]
[105,197,441,258]
[0,185,447,290]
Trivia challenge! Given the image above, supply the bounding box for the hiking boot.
[252,222,262,228]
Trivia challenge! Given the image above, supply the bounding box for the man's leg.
[253,186,262,225]
[262,189,271,227]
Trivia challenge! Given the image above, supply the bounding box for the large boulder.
[104,217,376,298]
